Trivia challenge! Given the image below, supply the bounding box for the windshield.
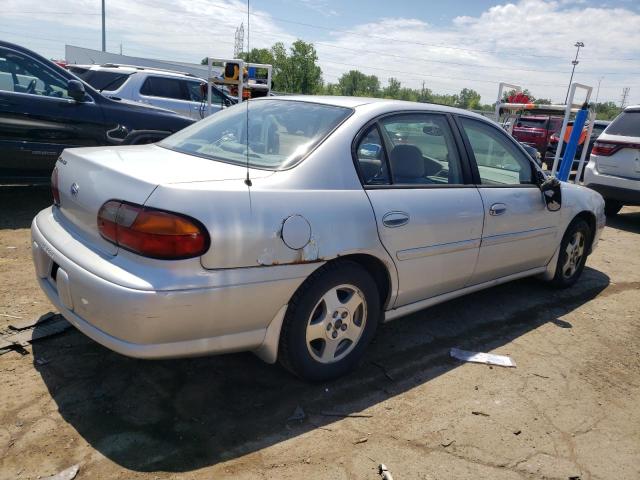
[160,99,352,170]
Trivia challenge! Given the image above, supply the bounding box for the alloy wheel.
[562,231,585,279]
[305,284,367,364]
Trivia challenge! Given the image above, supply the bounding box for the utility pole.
[620,87,630,109]
[564,41,584,104]
[593,77,604,113]
[101,0,106,52]
[234,23,244,58]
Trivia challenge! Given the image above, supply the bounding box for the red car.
[511,115,563,158]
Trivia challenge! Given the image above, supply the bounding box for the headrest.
[389,144,425,179]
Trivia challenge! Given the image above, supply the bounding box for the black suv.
[0,41,195,182]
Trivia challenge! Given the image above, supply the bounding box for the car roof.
[70,64,203,80]
[624,105,640,112]
[253,95,488,118]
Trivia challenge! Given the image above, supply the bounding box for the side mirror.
[422,125,443,136]
[539,175,562,211]
[359,143,382,158]
[67,79,86,102]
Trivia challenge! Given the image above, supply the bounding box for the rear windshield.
[515,118,546,129]
[160,99,352,170]
[70,68,131,91]
[606,111,639,137]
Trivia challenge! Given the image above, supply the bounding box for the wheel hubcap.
[305,284,367,364]
[562,231,585,279]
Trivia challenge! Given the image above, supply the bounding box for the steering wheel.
[26,78,37,94]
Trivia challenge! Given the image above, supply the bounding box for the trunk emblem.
[70,182,80,197]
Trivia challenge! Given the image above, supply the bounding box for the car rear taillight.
[591,141,621,157]
[591,140,640,157]
[97,200,209,259]
[51,167,60,206]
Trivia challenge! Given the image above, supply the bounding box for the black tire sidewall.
[281,262,380,382]
[552,219,590,288]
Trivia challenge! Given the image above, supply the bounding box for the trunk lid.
[56,144,271,255]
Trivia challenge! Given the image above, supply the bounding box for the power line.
[9,6,638,63]
[1,27,635,92]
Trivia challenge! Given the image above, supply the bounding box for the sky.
[1,0,639,104]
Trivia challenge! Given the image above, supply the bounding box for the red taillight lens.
[591,141,621,157]
[51,167,60,206]
[591,141,640,157]
[97,200,209,259]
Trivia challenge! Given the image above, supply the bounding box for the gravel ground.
[0,185,639,480]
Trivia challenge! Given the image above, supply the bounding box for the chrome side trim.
[396,238,481,261]
[481,227,557,248]
[384,266,546,322]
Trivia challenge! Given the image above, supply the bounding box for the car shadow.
[32,266,613,472]
[606,209,640,234]
[0,185,51,230]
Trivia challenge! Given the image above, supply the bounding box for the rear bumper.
[31,208,318,359]
[584,163,640,205]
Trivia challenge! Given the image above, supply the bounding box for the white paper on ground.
[450,347,516,368]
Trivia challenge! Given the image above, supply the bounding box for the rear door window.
[140,76,190,100]
[606,111,640,137]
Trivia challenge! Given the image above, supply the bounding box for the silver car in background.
[68,64,233,120]
[32,97,605,381]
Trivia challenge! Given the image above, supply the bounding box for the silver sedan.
[32,96,605,381]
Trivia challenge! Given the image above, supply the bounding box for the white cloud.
[1,0,638,103]
[1,0,295,61]
[315,0,640,103]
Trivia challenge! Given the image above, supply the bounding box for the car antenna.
[244,0,252,187]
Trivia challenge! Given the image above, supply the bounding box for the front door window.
[0,48,71,99]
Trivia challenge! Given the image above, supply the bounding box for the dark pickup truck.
[0,41,195,183]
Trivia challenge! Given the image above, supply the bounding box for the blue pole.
[558,105,588,181]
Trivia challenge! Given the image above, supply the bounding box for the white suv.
[67,64,233,121]
[584,106,640,215]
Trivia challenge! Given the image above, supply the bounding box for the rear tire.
[549,218,591,289]
[604,200,622,216]
[278,261,380,382]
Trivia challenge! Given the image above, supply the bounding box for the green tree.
[457,88,481,109]
[286,40,323,94]
[383,77,401,98]
[431,93,458,106]
[240,48,275,66]
[594,101,621,120]
[238,41,323,94]
[337,70,380,96]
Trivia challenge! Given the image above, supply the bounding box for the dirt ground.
[0,185,639,480]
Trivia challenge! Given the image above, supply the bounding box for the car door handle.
[489,203,507,216]
[382,211,409,228]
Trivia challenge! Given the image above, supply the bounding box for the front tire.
[278,261,380,382]
[549,218,591,289]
